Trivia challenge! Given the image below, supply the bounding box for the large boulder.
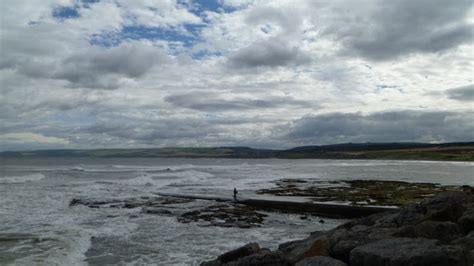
[217,243,261,263]
[453,231,474,265]
[422,191,469,222]
[201,243,262,265]
[226,250,290,266]
[295,256,347,266]
[350,237,467,266]
[394,221,463,243]
[277,234,330,264]
[457,210,474,233]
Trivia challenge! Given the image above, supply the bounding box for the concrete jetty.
[156,192,398,218]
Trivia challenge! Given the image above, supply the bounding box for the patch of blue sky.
[52,114,96,125]
[191,49,222,60]
[52,0,100,20]
[52,6,80,20]
[90,24,205,50]
[180,0,237,16]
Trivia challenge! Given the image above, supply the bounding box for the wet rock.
[69,196,194,209]
[393,206,426,226]
[218,243,261,263]
[422,191,469,222]
[141,208,173,215]
[258,179,464,207]
[277,232,328,264]
[203,190,474,266]
[457,210,474,233]
[350,238,467,266]
[395,221,463,243]
[178,203,267,228]
[326,229,372,263]
[227,250,290,266]
[201,243,289,266]
[295,256,347,266]
[453,231,474,264]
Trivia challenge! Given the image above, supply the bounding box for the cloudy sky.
[0,0,473,151]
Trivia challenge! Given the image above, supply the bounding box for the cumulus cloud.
[324,0,474,60]
[10,42,169,89]
[0,0,473,151]
[54,42,169,88]
[227,39,310,69]
[286,111,474,144]
[446,84,474,102]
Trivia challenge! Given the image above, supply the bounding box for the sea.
[1,158,473,265]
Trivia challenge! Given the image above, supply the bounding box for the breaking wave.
[0,173,45,184]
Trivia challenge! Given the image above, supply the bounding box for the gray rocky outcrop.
[201,190,474,265]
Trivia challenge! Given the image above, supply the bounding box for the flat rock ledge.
[201,189,474,266]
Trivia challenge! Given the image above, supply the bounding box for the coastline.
[202,189,474,265]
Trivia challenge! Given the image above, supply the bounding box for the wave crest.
[0,173,45,184]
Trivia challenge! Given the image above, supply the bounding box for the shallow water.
[1,158,472,265]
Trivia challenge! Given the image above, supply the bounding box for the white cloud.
[0,0,473,150]
[0,132,70,145]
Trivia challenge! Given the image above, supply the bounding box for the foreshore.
[201,189,474,266]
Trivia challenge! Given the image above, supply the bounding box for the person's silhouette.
[233,188,238,201]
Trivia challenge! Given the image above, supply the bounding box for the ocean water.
[0,158,473,265]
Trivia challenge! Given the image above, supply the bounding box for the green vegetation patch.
[257,179,465,207]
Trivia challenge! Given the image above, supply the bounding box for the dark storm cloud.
[286,110,474,144]
[164,91,313,111]
[227,40,310,68]
[329,0,473,60]
[83,117,214,141]
[446,84,474,102]
[54,43,168,88]
[8,42,168,89]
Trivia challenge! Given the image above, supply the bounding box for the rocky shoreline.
[201,189,474,266]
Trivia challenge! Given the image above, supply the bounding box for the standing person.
[233,188,238,201]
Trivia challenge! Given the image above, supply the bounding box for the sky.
[0,0,473,151]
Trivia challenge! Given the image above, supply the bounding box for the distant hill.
[1,142,473,161]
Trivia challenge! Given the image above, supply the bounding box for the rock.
[226,250,290,266]
[178,203,267,228]
[415,221,462,243]
[203,191,474,266]
[326,228,373,263]
[453,231,474,265]
[141,208,172,215]
[277,233,329,264]
[69,196,193,209]
[395,221,463,243]
[427,202,465,222]
[350,237,467,266]
[457,210,474,233]
[296,256,347,266]
[393,206,426,226]
[218,243,261,263]
[422,191,468,222]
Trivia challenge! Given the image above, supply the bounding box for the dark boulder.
[395,221,463,243]
[278,235,329,264]
[457,210,474,233]
[217,243,261,263]
[295,256,347,266]
[226,250,290,266]
[350,237,467,266]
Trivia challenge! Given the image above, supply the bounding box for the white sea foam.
[111,170,215,188]
[0,173,45,184]
[70,166,86,171]
[118,175,157,186]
